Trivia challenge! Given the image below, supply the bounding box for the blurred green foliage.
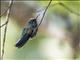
[1,1,80,60]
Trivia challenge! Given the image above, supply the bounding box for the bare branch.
[59,2,80,16]
[0,1,13,17]
[38,0,52,27]
[0,21,8,28]
[0,7,10,17]
[36,3,59,13]
[37,2,80,16]
[1,0,13,60]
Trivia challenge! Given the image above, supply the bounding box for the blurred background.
[1,0,80,60]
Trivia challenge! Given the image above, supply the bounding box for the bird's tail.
[15,34,30,48]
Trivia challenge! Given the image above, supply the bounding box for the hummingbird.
[15,17,38,48]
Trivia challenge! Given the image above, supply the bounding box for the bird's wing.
[21,28,27,37]
[30,28,38,38]
[21,27,33,37]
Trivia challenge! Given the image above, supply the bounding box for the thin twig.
[0,21,8,28]
[59,2,80,16]
[1,0,13,60]
[0,7,10,17]
[37,2,80,16]
[0,1,13,17]
[38,0,52,27]
[36,2,59,13]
